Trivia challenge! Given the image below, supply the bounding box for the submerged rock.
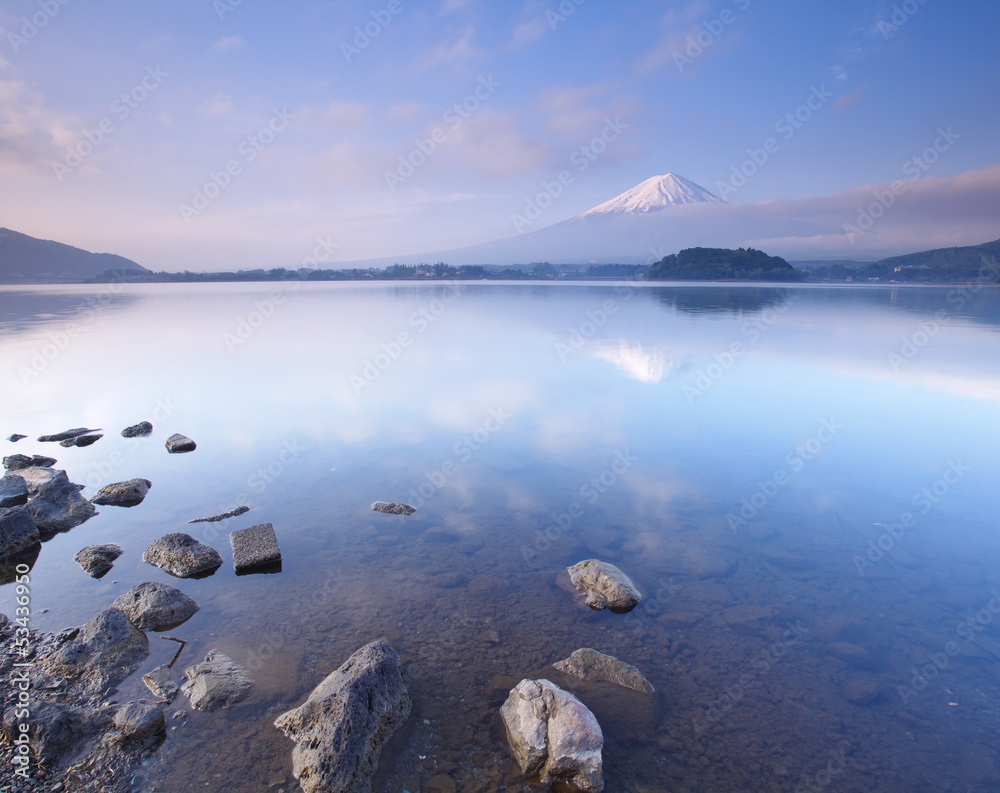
[843,679,880,705]
[112,581,199,631]
[37,427,101,443]
[552,648,654,694]
[500,678,604,793]
[371,501,415,515]
[826,642,877,670]
[40,608,149,696]
[3,453,57,472]
[143,664,180,702]
[91,478,152,507]
[181,650,255,711]
[113,701,165,741]
[189,505,250,523]
[74,543,124,578]
[6,433,27,442]
[230,522,282,573]
[0,507,40,558]
[274,640,411,793]
[165,433,196,453]
[121,421,153,438]
[142,532,223,578]
[24,470,97,536]
[567,559,641,614]
[0,474,29,507]
[59,433,103,447]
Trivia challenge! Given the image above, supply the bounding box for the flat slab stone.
[165,433,196,453]
[190,505,250,523]
[74,543,124,578]
[112,581,200,631]
[371,501,415,515]
[142,533,223,578]
[59,433,103,447]
[92,478,152,507]
[6,434,27,442]
[0,474,29,508]
[37,427,101,443]
[143,664,179,702]
[113,702,165,740]
[181,650,254,711]
[3,454,57,472]
[274,640,411,793]
[230,522,282,573]
[552,648,654,694]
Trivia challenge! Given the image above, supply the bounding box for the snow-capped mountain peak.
[577,173,724,218]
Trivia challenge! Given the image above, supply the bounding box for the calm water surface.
[2,281,999,792]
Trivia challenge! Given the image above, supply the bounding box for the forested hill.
[647,247,804,282]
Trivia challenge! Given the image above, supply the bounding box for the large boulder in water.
[500,678,604,792]
[566,559,641,613]
[23,470,97,536]
[0,507,40,558]
[112,581,199,631]
[165,433,196,453]
[40,608,149,696]
[142,533,222,578]
[274,640,411,793]
[91,478,152,507]
[74,543,124,578]
[0,474,29,507]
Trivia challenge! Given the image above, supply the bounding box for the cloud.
[540,82,616,139]
[384,101,425,125]
[433,106,555,176]
[0,79,80,174]
[203,92,235,117]
[511,17,547,48]
[415,25,478,70]
[635,1,716,75]
[323,101,369,129]
[211,35,245,51]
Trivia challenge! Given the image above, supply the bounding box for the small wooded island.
[646,247,804,282]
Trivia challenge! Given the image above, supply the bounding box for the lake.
[2,280,999,792]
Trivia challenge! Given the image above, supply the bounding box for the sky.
[1,0,998,271]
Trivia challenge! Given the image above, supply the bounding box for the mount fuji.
[575,173,725,218]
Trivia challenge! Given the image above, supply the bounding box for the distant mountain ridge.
[0,228,148,283]
[876,238,1000,272]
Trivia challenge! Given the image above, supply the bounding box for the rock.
[41,608,149,696]
[37,427,101,443]
[6,434,26,442]
[165,433,196,453]
[500,678,604,792]
[13,465,60,492]
[1,700,100,766]
[111,582,200,631]
[23,470,97,536]
[552,648,654,694]
[181,650,255,711]
[0,474,29,507]
[567,559,641,614]
[0,507,40,559]
[91,478,152,507]
[424,775,457,793]
[826,642,876,670]
[371,501,415,515]
[684,546,737,579]
[142,533,223,578]
[3,454,57,472]
[121,421,153,438]
[274,640,411,793]
[189,505,250,523]
[113,702,165,740]
[843,680,880,705]
[230,522,282,573]
[74,543,124,578]
[143,664,180,702]
[59,433,103,447]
